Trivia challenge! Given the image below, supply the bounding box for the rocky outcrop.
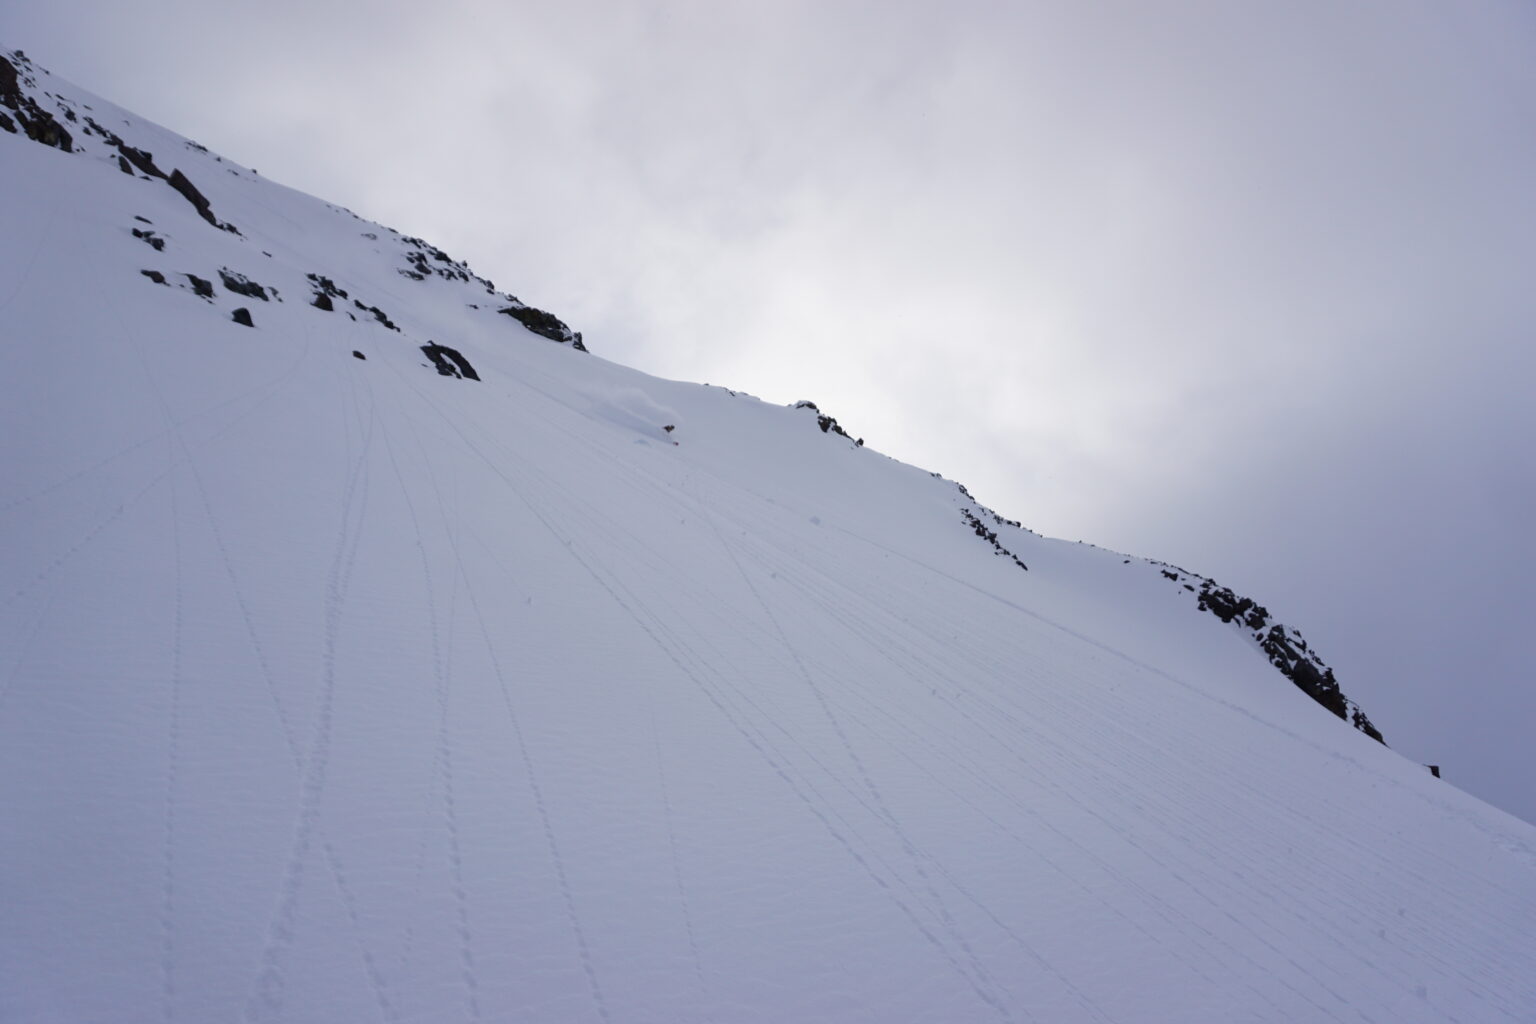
[498,303,584,349]
[961,507,1029,571]
[353,299,399,331]
[793,401,864,447]
[219,268,271,301]
[946,479,1032,572]
[0,52,73,152]
[421,343,479,380]
[1153,564,1385,743]
[168,169,220,229]
[307,273,347,310]
[132,227,165,251]
[14,47,591,401]
[4,51,236,233]
[115,141,166,179]
[398,236,480,286]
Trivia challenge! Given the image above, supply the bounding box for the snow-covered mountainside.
[3,49,1533,1023]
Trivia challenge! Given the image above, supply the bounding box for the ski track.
[409,371,1312,1019]
[417,392,1021,1022]
[457,534,614,1024]
[726,488,1529,1018]
[456,548,611,1004]
[117,293,254,1024]
[404,363,1013,1017]
[8,95,1535,1022]
[0,165,62,315]
[287,357,1533,1022]
[0,581,60,720]
[241,352,376,1024]
[513,410,1506,1020]
[3,333,312,618]
[377,402,483,1021]
[649,715,714,1019]
[721,505,1365,1021]
[0,372,293,519]
[380,361,615,1022]
[689,477,1018,1015]
[682,485,1246,1020]
[680,485,1127,1023]
[476,414,1259,1019]
[158,414,184,1024]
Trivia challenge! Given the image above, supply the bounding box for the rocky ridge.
[1,47,581,361]
[6,43,1386,748]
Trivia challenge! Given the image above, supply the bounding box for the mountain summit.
[3,49,1533,1023]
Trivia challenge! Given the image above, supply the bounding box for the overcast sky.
[6,1,1534,824]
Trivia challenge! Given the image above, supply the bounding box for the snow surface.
[3,51,1534,1023]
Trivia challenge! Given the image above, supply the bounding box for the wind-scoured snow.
[3,50,1534,1023]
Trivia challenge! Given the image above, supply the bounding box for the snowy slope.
[3,50,1534,1024]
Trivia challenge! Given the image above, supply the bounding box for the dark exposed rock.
[961,508,1029,572]
[132,228,165,252]
[1426,764,1441,779]
[185,273,213,298]
[81,114,115,141]
[793,400,863,448]
[218,268,269,301]
[231,307,254,327]
[1279,647,1347,720]
[0,54,73,152]
[37,80,237,233]
[36,118,71,150]
[306,273,347,311]
[1352,709,1385,744]
[140,269,167,285]
[352,351,366,361]
[1197,587,1270,631]
[396,237,484,287]
[1152,563,1385,744]
[306,273,348,299]
[421,342,479,381]
[116,143,166,179]
[389,238,574,351]
[498,303,578,346]
[0,110,15,134]
[352,298,399,331]
[167,168,220,228]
